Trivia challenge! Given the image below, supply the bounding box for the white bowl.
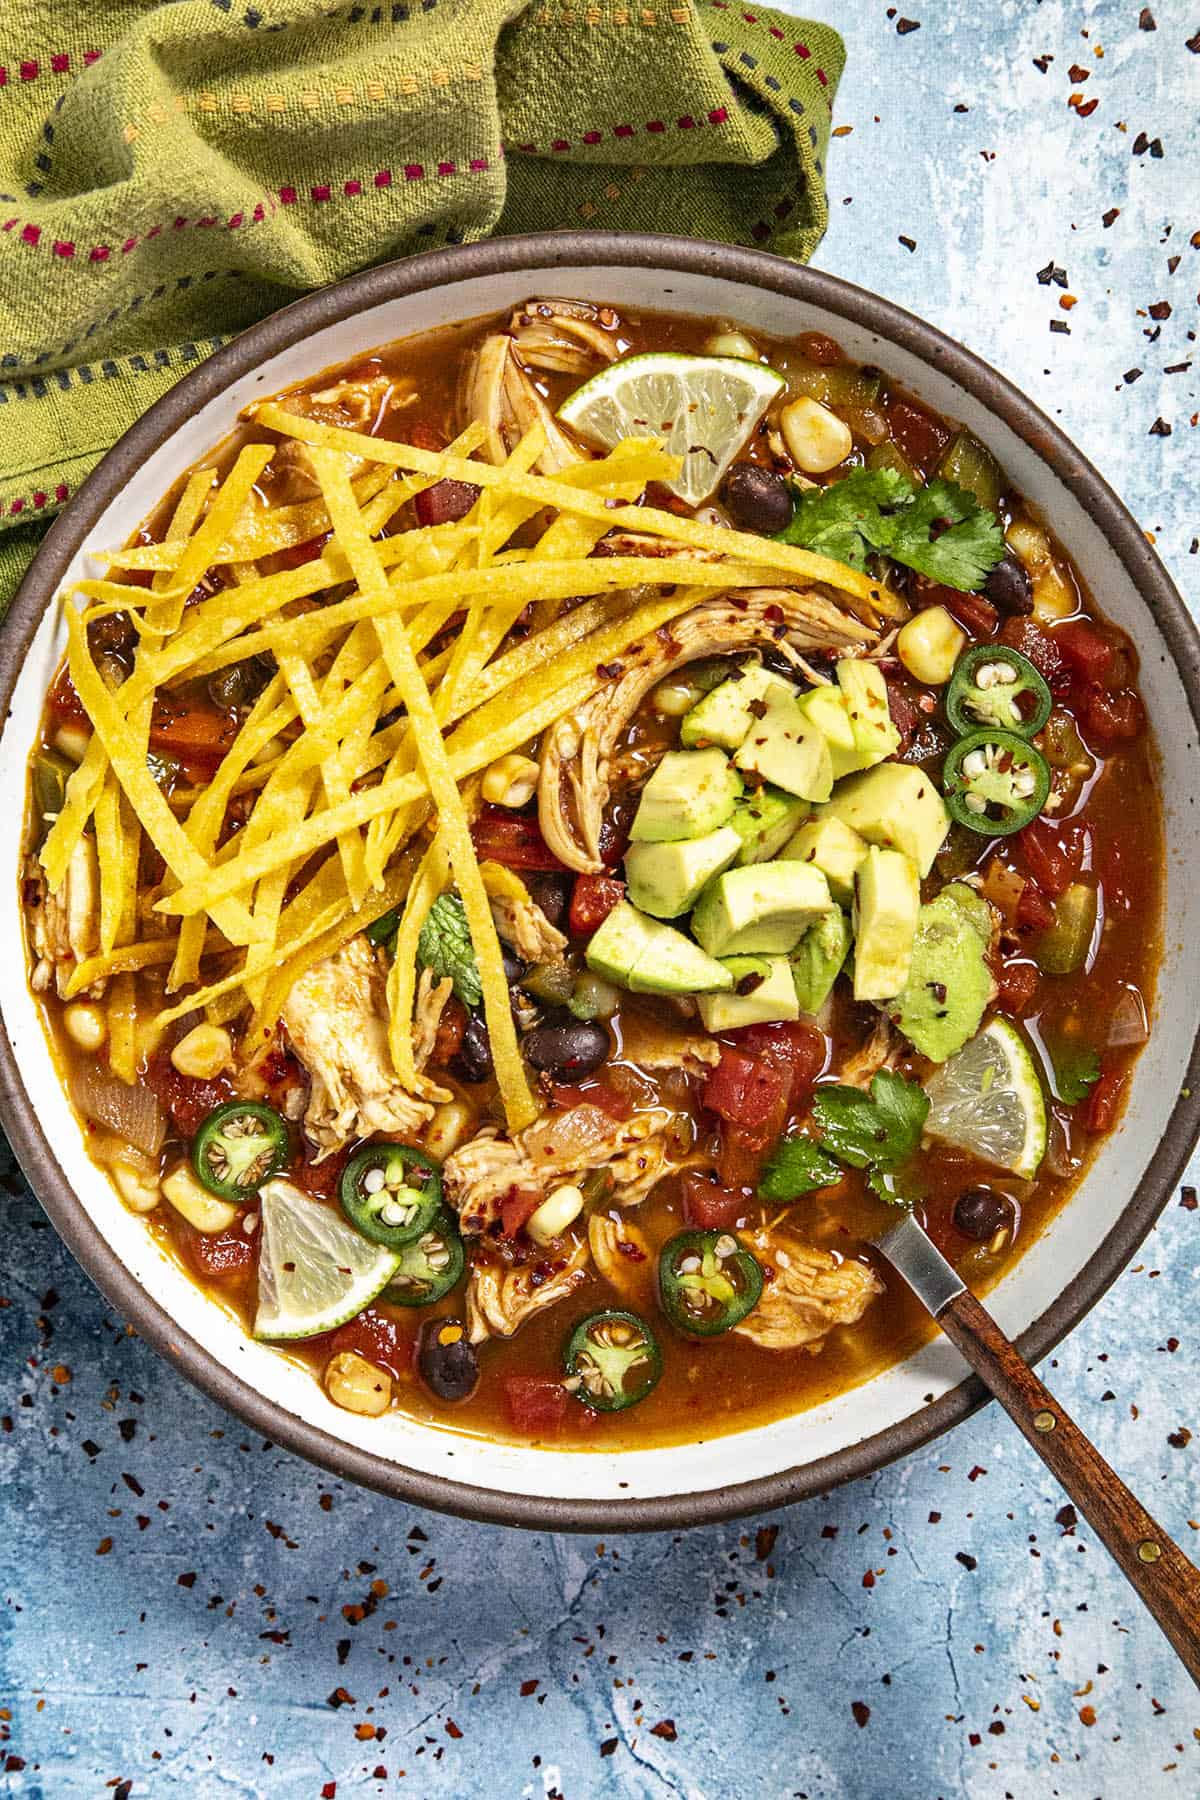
[2,235,1197,1529]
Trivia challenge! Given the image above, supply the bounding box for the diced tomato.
[884,677,920,748]
[47,663,87,725]
[681,1172,747,1231]
[1055,621,1114,684]
[1015,880,1056,932]
[796,331,845,366]
[431,995,467,1067]
[702,1049,788,1131]
[291,1146,350,1204]
[1084,1063,1126,1134]
[414,478,481,527]
[1016,819,1086,900]
[272,531,331,570]
[332,1309,413,1381]
[716,1083,790,1189]
[884,399,951,476]
[406,421,449,453]
[725,1021,825,1108]
[471,807,567,872]
[182,1223,256,1286]
[994,958,1041,1017]
[144,1056,236,1137]
[549,1081,633,1121]
[569,873,625,938]
[148,694,239,762]
[998,617,1069,694]
[503,1375,572,1437]
[1078,683,1143,744]
[499,1190,541,1239]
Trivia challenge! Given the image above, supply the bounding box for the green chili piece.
[521,958,577,1005]
[190,1100,290,1201]
[382,1209,465,1306]
[1034,881,1098,976]
[937,432,1004,515]
[942,729,1051,836]
[946,645,1052,740]
[339,1142,443,1249]
[563,1309,663,1412]
[657,1229,763,1338]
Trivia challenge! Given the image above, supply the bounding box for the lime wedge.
[922,1018,1047,1180]
[253,1180,400,1341]
[557,352,785,506]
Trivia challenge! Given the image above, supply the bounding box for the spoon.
[874,1209,1200,1684]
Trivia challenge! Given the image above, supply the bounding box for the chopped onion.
[72,1068,166,1159]
[1106,987,1149,1051]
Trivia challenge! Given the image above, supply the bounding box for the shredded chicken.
[508,299,620,376]
[444,1103,677,1234]
[588,1211,654,1309]
[281,936,433,1153]
[733,1229,883,1352]
[466,1237,591,1343]
[270,374,401,502]
[592,531,723,562]
[489,890,567,964]
[614,1010,721,1076]
[538,594,875,872]
[412,968,454,1091]
[840,1016,902,1091]
[28,837,101,997]
[459,334,586,474]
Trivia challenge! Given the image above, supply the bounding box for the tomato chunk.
[332,1309,413,1381]
[569,874,625,939]
[1015,880,1055,932]
[431,995,467,1067]
[272,531,331,570]
[998,617,1069,694]
[148,694,239,762]
[914,578,997,638]
[499,1189,541,1239]
[503,1375,572,1437]
[993,958,1041,1017]
[144,1057,236,1137]
[884,399,951,475]
[681,1172,747,1231]
[471,808,567,872]
[725,1021,825,1107]
[1084,1063,1126,1134]
[1017,819,1086,900]
[182,1224,256,1286]
[1078,683,1143,744]
[702,1050,788,1130]
[549,1081,633,1122]
[414,478,481,528]
[1054,621,1114,685]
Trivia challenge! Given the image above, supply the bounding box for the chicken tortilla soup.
[23,302,1160,1447]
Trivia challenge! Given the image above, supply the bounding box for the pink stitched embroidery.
[5,481,69,518]
[0,50,98,85]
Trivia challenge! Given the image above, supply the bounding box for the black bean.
[500,946,527,987]
[208,655,273,711]
[453,1012,494,1084]
[417,1319,479,1403]
[522,1017,609,1080]
[720,462,794,535]
[953,1187,1011,1241]
[87,610,136,661]
[984,551,1034,616]
[524,873,570,928]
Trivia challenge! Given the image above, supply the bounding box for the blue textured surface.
[2,3,1198,1794]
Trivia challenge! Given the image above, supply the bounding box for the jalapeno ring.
[563,1309,663,1412]
[339,1142,443,1249]
[382,1209,466,1306]
[942,728,1051,836]
[946,644,1052,740]
[657,1229,763,1338]
[190,1100,290,1201]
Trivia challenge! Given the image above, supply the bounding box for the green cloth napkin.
[0,0,844,601]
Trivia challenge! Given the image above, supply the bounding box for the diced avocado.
[733,697,833,802]
[727,786,809,866]
[852,847,920,1000]
[679,661,796,751]
[781,815,868,905]
[692,861,833,958]
[891,883,994,1062]
[629,748,742,843]
[624,825,741,918]
[586,900,733,994]
[817,763,950,878]
[836,659,901,770]
[790,906,852,1015]
[697,955,801,1032]
[794,683,861,779]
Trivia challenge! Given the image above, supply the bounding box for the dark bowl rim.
[1,230,1197,1534]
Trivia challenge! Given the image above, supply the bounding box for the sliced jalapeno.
[946,645,1052,740]
[339,1142,442,1248]
[942,728,1051,836]
[657,1229,763,1338]
[190,1100,290,1201]
[563,1309,663,1412]
[382,1209,465,1306]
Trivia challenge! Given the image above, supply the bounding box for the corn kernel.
[651,677,704,718]
[63,1002,107,1052]
[481,752,540,809]
[527,1183,584,1246]
[779,395,853,474]
[162,1163,240,1234]
[170,1023,233,1081]
[896,606,966,686]
[110,1161,161,1214]
[704,330,761,362]
[52,722,92,765]
[424,1101,472,1161]
[324,1350,393,1416]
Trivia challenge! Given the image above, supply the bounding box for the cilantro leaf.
[416,893,482,1008]
[812,1071,929,1172]
[758,1135,843,1201]
[1048,1042,1101,1106]
[777,466,1005,593]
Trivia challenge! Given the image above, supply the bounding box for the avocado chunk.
[790,906,852,1015]
[836,658,901,769]
[692,861,833,957]
[629,748,742,843]
[728,786,809,865]
[781,815,868,904]
[733,696,833,802]
[697,955,801,1032]
[679,661,796,750]
[794,683,861,780]
[624,825,741,918]
[817,763,950,877]
[852,847,921,1000]
[586,900,733,994]
[891,883,994,1062]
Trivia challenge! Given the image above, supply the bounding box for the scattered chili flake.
[1188,29,1200,53]
[1060,295,1077,310]
[1124,367,1143,384]
[755,1525,779,1561]
[1056,1503,1078,1529]
[1079,1704,1097,1726]
[1167,1425,1192,1450]
[898,235,917,252]
[1032,53,1053,72]
[599,1738,619,1757]
[1036,261,1068,287]
[95,1537,113,1555]
[1148,300,1172,320]
[896,17,920,34]
[1068,63,1090,81]
[956,1551,977,1571]
[650,1719,678,1741]
[851,1700,871,1728]
[519,1679,539,1697]
[1138,7,1156,27]
[1148,418,1172,436]
[1180,1186,1197,1211]
[1102,207,1120,227]
[1049,320,1070,335]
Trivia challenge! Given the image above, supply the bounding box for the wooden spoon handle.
[939,1291,1200,1685]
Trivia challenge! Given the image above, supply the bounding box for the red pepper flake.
[95,1536,113,1555]
[1180,1186,1197,1211]
[755,1524,779,1561]
[1138,7,1156,28]
[1056,1503,1078,1529]
[177,1570,197,1588]
[1068,62,1090,80]
[519,1679,539,1697]
[600,1738,619,1757]
[862,1568,875,1588]
[1148,300,1172,320]
[445,1719,463,1740]
[956,1551,978,1571]
[898,234,917,253]
[1102,207,1120,227]
[967,1465,987,1482]
[650,1719,678,1741]
[327,1687,356,1709]
[322,1785,337,1799]
[1149,418,1172,437]
[1167,1425,1192,1449]
[896,16,920,33]
[988,1720,1006,1736]
[355,1723,377,1741]
[1079,1704,1097,1726]
[851,1700,871,1728]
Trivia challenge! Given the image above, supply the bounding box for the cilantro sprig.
[777,466,1005,593]
[759,1071,929,1207]
[1047,1042,1101,1107]
[417,892,482,1008]
[759,1135,842,1201]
